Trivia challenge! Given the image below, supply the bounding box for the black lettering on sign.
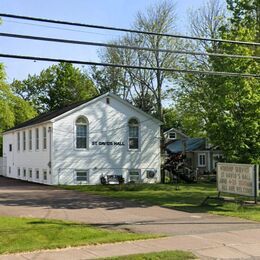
[92,141,125,146]
[114,142,125,146]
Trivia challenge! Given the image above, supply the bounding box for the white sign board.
[217,163,258,197]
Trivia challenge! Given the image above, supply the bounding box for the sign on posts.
[217,163,259,199]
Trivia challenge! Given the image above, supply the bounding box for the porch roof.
[166,138,206,154]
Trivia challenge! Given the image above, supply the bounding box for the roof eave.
[108,93,163,125]
[2,120,53,135]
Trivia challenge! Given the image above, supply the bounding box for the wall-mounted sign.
[92,141,125,146]
[217,163,258,197]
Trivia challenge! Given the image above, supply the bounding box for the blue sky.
[1,0,206,82]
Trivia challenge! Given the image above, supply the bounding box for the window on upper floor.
[29,130,32,150]
[35,128,39,150]
[17,132,20,151]
[43,127,47,150]
[76,116,88,149]
[168,132,176,139]
[128,118,139,150]
[23,131,26,151]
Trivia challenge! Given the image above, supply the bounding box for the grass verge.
[0,216,159,255]
[61,183,260,222]
[101,250,196,259]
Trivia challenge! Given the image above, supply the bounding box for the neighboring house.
[2,93,162,185]
[164,128,188,142]
[164,128,223,173]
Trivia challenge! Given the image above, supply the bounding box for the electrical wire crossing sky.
[0,0,259,81]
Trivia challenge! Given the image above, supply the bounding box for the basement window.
[129,169,140,183]
[76,170,89,183]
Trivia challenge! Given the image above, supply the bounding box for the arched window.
[76,116,88,149]
[128,118,139,150]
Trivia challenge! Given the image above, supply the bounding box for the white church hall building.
[2,93,162,185]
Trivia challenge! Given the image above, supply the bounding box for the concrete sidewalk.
[1,228,260,260]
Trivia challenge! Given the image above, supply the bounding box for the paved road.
[0,176,260,236]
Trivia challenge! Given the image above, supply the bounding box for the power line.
[3,19,120,37]
[0,53,259,78]
[1,32,259,60]
[1,13,259,47]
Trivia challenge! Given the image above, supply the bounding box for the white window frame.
[168,132,176,139]
[43,127,47,150]
[35,128,39,150]
[75,170,89,184]
[43,169,47,181]
[17,132,20,151]
[29,168,32,178]
[128,118,140,151]
[23,131,26,151]
[23,168,26,178]
[35,169,40,179]
[198,153,206,167]
[75,116,88,150]
[29,129,32,151]
[128,169,141,183]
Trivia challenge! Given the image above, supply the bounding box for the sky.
[0,0,206,82]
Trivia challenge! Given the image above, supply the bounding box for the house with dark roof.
[164,128,223,173]
[2,93,162,185]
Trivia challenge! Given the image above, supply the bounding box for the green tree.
[92,1,181,122]
[205,0,260,163]
[178,0,260,163]
[0,66,37,155]
[12,62,99,112]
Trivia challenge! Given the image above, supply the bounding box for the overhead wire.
[0,13,259,46]
[2,19,120,37]
[0,32,259,60]
[0,53,259,78]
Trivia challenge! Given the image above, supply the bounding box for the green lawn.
[62,183,260,222]
[0,216,159,255]
[101,250,196,260]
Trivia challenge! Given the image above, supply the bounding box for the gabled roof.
[4,92,162,133]
[166,138,206,154]
[4,100,88,133]
[164,127,189,138]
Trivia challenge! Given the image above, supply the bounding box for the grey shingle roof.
[4,100,88,132]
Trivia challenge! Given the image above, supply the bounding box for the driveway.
[0,176,260,236]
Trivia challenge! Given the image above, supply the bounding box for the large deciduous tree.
[12,62,99,113]
[0,64,37,155]
[177,0,260,163]
[92,0,181,121]
[206,0,260,163]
